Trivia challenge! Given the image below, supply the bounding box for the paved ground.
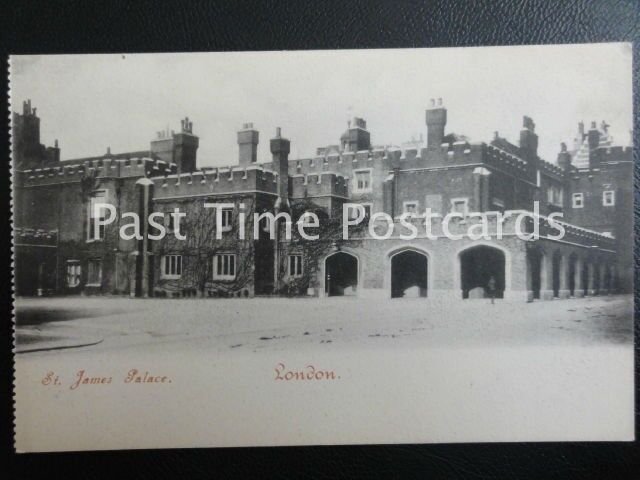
[14,294,633,356]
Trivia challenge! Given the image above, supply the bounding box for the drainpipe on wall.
[270,127,291,295]
[136,177,154,298]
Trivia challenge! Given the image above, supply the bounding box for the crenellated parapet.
[434,141,477,161]
[538,159,565,180]
[290,171,349,199]
[288,149,390,177]
[18,157,178,187]
[483,144,529,178]
[384,142,479,170]
[584,145,633,168]
[151,164,279,200]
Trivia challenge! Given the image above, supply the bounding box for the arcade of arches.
[319,241,618,302]
[526,245,616,301]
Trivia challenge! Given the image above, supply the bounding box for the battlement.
[151,164,279,200]
[290,171,349,199]
[287,148,389,176]
[538,159,565,179]
[18,157,178,187]
[483,144,530,177]
[398,141,483,169]
[437,140,477,158]
[587,145,633,166]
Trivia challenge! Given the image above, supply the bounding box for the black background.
[2,1,639,478]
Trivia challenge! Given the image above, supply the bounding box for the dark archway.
[527,247,543,300]
[552,250,562,298]
[460,245,505,299]
[391,250,428,298]
[568,253,578,297]
[325,252,358,297]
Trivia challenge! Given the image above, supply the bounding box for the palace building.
[13,99,633,301]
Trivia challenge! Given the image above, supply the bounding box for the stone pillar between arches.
[587,263,596,296]
[574,257,585,298]
[558,255,570,299]
[540,253,553,300]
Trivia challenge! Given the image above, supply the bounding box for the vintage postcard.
[11,44,634,452]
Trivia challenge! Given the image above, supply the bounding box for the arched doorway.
[459,245,505,299]
[390,249,428,298]
[325,252,358,297]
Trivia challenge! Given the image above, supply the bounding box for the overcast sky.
[10,43,632,167]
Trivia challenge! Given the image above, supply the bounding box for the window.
[347,203,371,220]
[353,170,372,193]
[572,193,584,208]
[213,254,236,280]
[450,198,468,216]
[88,191,107,240]
[66,260,81,287]
[602,190,615,207]
[403,201,418,216]
[162,255,182,279]
[86,259,102,286]
[288,254,303,277]
[220,208,233,231]
[547,185,563,207]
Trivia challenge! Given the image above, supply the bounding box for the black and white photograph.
[11,44,634,452]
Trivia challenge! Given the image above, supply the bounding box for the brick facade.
[13,99,631,301]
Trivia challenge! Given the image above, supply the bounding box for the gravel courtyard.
[15,295,635,450]
[15,294,633,355]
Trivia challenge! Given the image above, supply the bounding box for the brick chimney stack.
[587,121,601,169]
[587,121,600,150]
[150,117,199,174]
[425,98,447,148]
[237,123,259,166]
[270,127,290,211]
[519,115,538,160]
[557,142,572,171]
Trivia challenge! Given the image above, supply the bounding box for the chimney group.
[425,98,447,148]
[237,123,259,167]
